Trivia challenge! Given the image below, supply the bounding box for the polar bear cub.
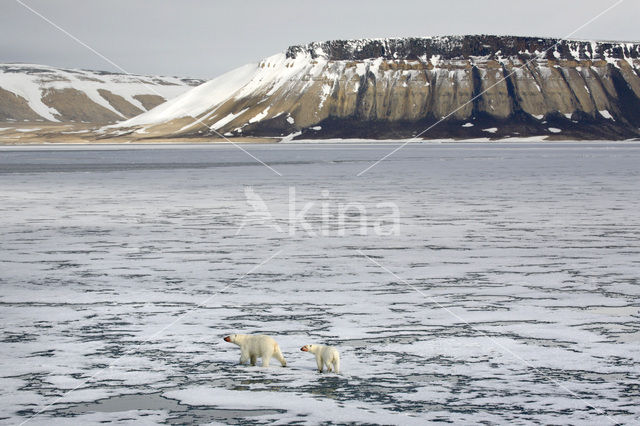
[223,334,287,367]
[301,344,340,374]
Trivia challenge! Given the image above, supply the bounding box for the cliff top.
[286,35,640,61]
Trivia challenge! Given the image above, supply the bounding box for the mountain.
[0,64,204,124]
[107,35,640,141]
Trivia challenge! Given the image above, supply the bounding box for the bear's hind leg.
[274,346,287,367]
[261,347,273,368]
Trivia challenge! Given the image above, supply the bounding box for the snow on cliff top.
[286,35,640,61]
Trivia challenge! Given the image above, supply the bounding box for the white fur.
[301,344,340,373]
[224,334,287,367]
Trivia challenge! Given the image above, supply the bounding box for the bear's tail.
[274,343,287,367]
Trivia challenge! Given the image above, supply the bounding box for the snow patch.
[599,110,614,120]
[60,129,90,134]
[249,106,271,124]
[318,83,332,109]
[280,131,302,142]
[212,108,249,129]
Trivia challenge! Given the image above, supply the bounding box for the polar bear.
[301,344,340,374]
[223,334,287,367]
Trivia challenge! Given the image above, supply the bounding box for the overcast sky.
[2,0,638,79]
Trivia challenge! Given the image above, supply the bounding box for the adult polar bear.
[223,334,287,367]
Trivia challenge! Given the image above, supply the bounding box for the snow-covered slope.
[118,64,258,128]
[0,64,204,123]
[111,35,640,141]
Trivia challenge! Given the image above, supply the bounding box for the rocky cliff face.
[0,64,204,124]
[112,36,640,141]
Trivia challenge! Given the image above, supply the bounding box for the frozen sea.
[0,142,639,425]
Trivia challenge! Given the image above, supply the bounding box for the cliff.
[110,35,640,141]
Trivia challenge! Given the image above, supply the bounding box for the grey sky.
[2,0,638,79]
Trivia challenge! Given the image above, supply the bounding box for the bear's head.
[223,334,236,343]
[300,344,313,352]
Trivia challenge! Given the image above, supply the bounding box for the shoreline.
[2,123,638,146]
[2,139,640,150]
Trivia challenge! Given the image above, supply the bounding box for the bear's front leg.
[316,356,324,373]
[239,350,249,365]
[250,354,257,366]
